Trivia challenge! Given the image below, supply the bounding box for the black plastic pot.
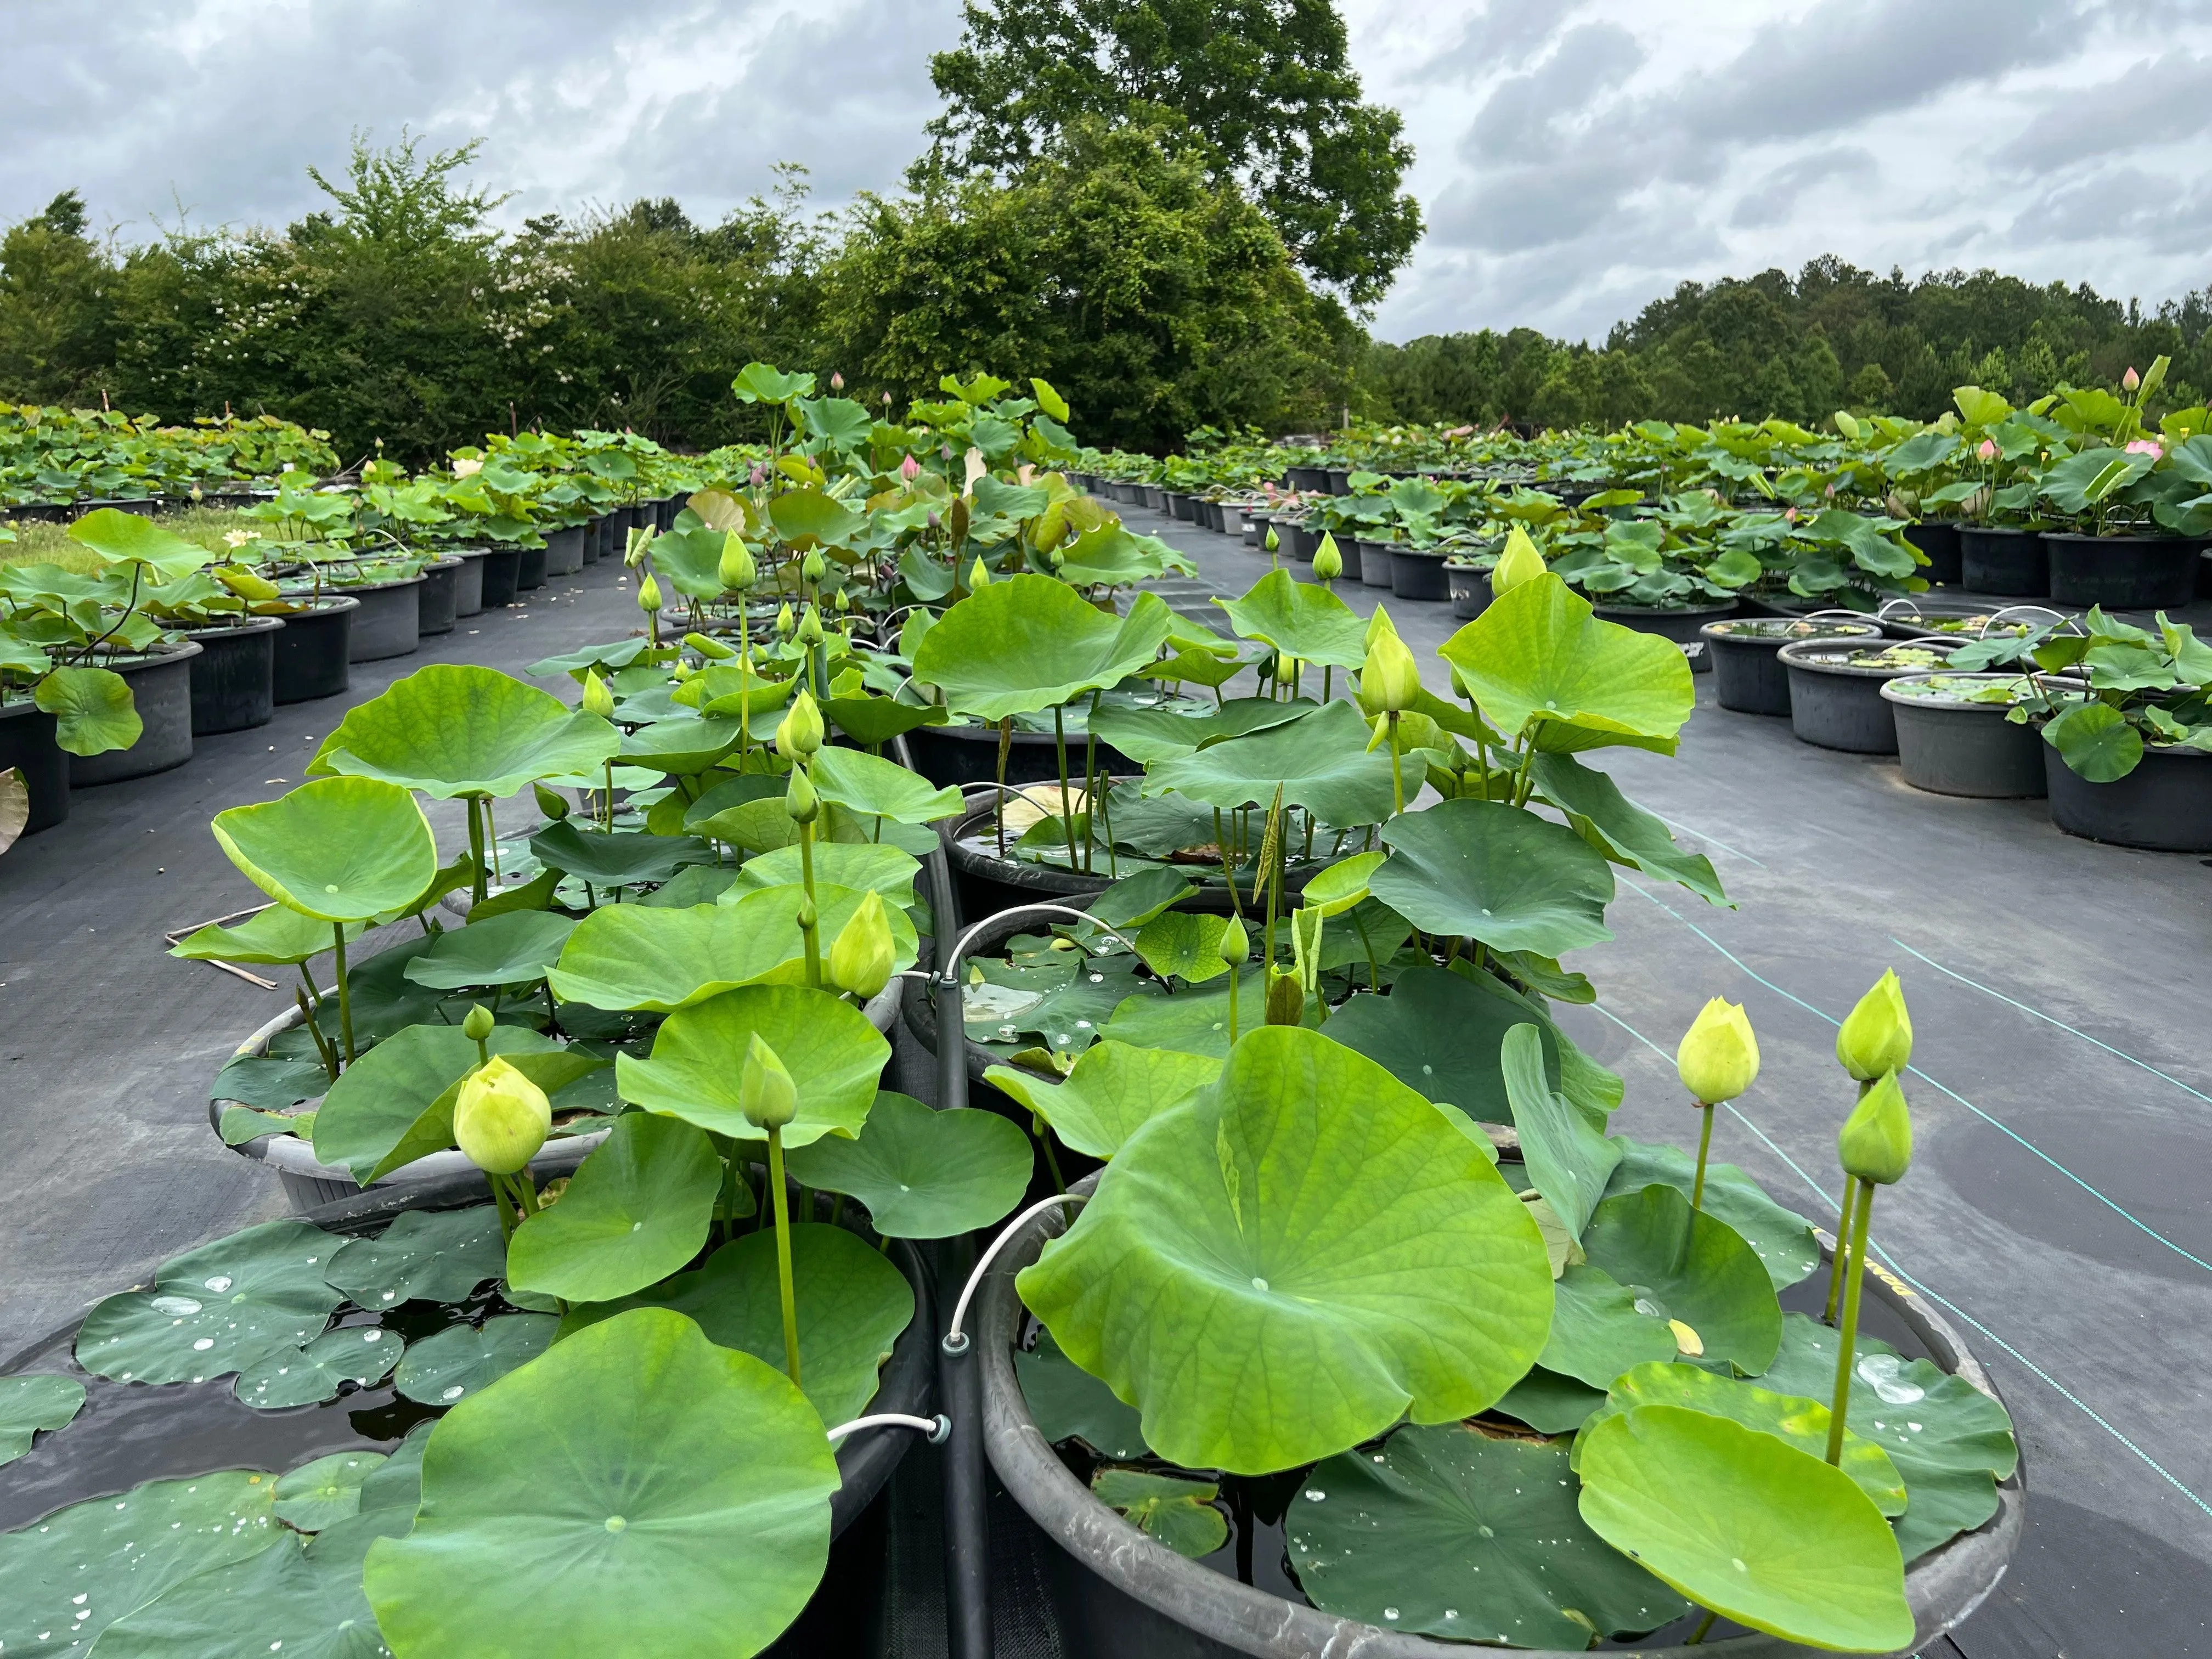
[515,541,548,593]
[449,549,488,617]
[1167,491,1197,522]
[71,642,201,786]
[1702,618,1884,716]
[478,546,522,608]
[1872,597,2059,642]
[580,518,602,566]
[1329,537,1363,582]
[417,555,463,636]
[0,1171,938,1658]
[1882,675,2047,798]
[1357,539,1396,589]
[1904,521,1963,585]
[182,616,283,735]
[1324,468,1351,494]
[1389,545,1449,601]
[2045,742,2212,851]
[1244,514,1267,551]
[1776,636,1962,753]
[1282,521,1319,562]
[1594,600,1737,675]
[975,1175,2021,1659]
[344,576,424,663]
[0,699,69,833]
[543,524,586,578]
[1285,466,1329,493]
[1446,564,1489,620]
[903,722,1140,792]
[2043,532,2200,610]
[1957,527,2047,597]
[272,596,359,704]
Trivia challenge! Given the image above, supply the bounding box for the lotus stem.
[1083,690,1101,874]
[738,606,753,759]
[1823,1138,1869,1324]
[1053,705,1080,870]
[490,1175,518,1242]
[601,759,614,832]
[1825,1177,1875,1465]
[1215,808,1243,918]
[767,1125,802,1387]
[1686,1610,1719,1644]
[1691,1102,1715,1211]
[797,816,822,989]
[331,923,356,1065]
[1386,711,1405,815]
[466,794,489,904]
[296,988,340,1082]
[995,718,1012,857]
[296,963,321,1009]
[1227,964,1240,1045]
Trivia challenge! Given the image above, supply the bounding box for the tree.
[0,190,119,405]
[921,0,1420,308]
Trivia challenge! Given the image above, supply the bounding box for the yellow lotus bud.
[741,1032,798,1131]
[1491,526,1547,595]
[637,573,664,613]
[453,1056,550,1175]
[1311,535,1343,582]
[777,690,824,758]
[833,585,851,613]
[829,890,896,999]
[775,603,794,637]
[1836,969,1911,1082]
[800,550,826,585]
[796,605,825,646]
[1675,997,1759,1104]
[785,764,819,823]
[581,670,614,719]
[1838,1069,1914,1184]
[1358,629,1421,714]
[969,557,991,589]
[461,1003,495,1042]
[1265,524,1279,552]
[1220,913,1248,965]
[718,533,757,592]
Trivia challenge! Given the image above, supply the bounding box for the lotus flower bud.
[785,763,819,823]
[740,1032,798,1132]
[1675,997,1759,1104]
[1838,1070,1914,1184]
[533,782,571,822]
[582,669,615,719]
[1358,629,1421,714]
[1312,535,1343,582]
[969,557,991,589]
[901,454,921,482]
[1491,526,1546,596]
[462,1003,496,1042]
[1265,524,1279,551]
[801,550,826,585]
[831,370,845,391]
[795,893,817,930]
[637,573,663,614]
[833,585,852,613]
[927,510,941,531]
[775,603,794,637]
[719,534,756,592]
[795,605,825,646]
[672,658,695,682]
[777,690,825,758]
[830,891,896,999]
[751,464,766,487]
[2123,365,2141,392]
[1836,969,1912,1082]
[1220,913,1248,966]
[453,1056,550,1175]
[685,630,734,660]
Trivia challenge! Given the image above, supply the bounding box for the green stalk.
[1825,1178,1875,1464]
[767,1125,802,1387]
[1214,808,1243,918]
[1053,704,1079,870]
[995,718,1012,857]
[1227,964,1241,1044]
[1386,711,1405,815]
[297,963,321,1008]
[1685,1610,1719,1644]
[296,988,340,1081]
[1690,1102,1716,1211]
[1082,690,1102,874]
[738,605,753,759]
[490,1175,518,1242]
[466,794,489,904]
[797,814,822,989]
[331,923,356,1065]
[1822,1176,1865,1325]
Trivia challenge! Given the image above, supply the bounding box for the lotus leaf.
[1214,568,1369,668]
[172,905,363,966]
[1439,574,1694,754]
[313,664,619,798]
[233,1324,404,1409]
[210,1052,330,1113]
[528,820,715,888]
[272,1451,388,1531]
[1018,1026,1554,1472]
[731,841,919,906]
[1494,1365,1607,1432]
[392,1314,557,1405]
[402,909,577,990]
[1604,1138,1820,1289]
[1530,752,1726,904]
[769,486,863,547]
[1087,695,1313,765]
[1539,1262,1680,1388]
[1371,798,1616,956]
[92,1528,388,1659]
[784,1091,1031,1238]
[323,1205,507,1310]
[1084,864,1194,928]
[1580,1186,1782,1375]
[212,777,437,923]
[987,1041,1222,1160]
[1091,1469,1227,1559]
[1143,699,1393,825]
[1093,966,1294,1059]
[1324,966,1561,1123]
[823,695,949,746]
[1289,1425,1689,1646]
[509,1114,723,1303]
[35,665,141,755]
[77,1220,345,1384]
[613,716,746,776]
[618,984,889,1147]
[682,774,799,851]
[640,862,741,907]
[1132,910,1233,982]
[366,1308,840,1658]
[67,506,216,579]
[1500,1022,1618,1240]
[561,1226,913,1426]
[1577,1406,1913,1651]
[0,1373,84,1466]
[1015,1328,1150,1458]
[809,744,965,824]
[0,1470,280,1656]
[911,574,1175,719]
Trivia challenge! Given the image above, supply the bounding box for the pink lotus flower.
[901,454,921,481]
[831,371,845,391]
[750,464,765,486]
[2123,366,2141,392]
[2127,438,2162,455]
[1977,439,1998,460]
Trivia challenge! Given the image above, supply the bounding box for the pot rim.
[1593,599,1741,618]
[178,613,289,639]
[1776,636,1962,676]
[1879,671,2043,709]
[1702,618,1882,644]
[979,1171,2023,1659]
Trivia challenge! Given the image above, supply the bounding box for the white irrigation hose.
[945,1193,1088,1347]
[825,1412,951,1445]
[945,904,1138,980]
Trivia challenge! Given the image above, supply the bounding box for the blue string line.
[1887,935,2212,1108]
[1589,999,2212,1523]
[1650,810,1767,868]
[1617,878,2212,1276]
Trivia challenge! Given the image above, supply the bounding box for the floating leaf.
[1015,1329,1149,1458]
[1577,1405,1914,1651]
[314,663,619,798]
[0,1373,84,1466]
[1604,1137,1820,1289]
[1580,1186,1782,1376]
[1539,1263,1679,1390]
[783,1091,1031,1238]
[402,910,577,990]
[1324,966,1562,1124]
[273,1451,390,1532]
[365,1309,840,1659]
[233,1324,405,1409]
[1371,798,1616,956]
[212,777,438,923]
[77,1221,345,1384]
[1492,1366,1606,1432]
[1018,1026,1553,1473]
[393,1314,557,1406]
[617,985,889,1148]
[986,1041,1221,1160]
[323,1205,507,1310]
[92,1529,390,1659]
[1092,1469,1227,1559]
[1289,1425,1689,1646]
[507,1114,723,1304]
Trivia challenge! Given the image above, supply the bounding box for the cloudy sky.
[4,0,2208,342]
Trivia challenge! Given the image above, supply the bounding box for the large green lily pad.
[528,821,715,888]
[77,1220,345,1384]
[618,984,889,1148]
[1015,1328,1150,1458]
[170,906,362,967]
[68,507,216,579]
[323,1205,507,1310]
[561,1226,914,1426]
[784,1091,1031,1238]
[1577,1405,1914,1651]
[0,1373,85,1466]
[1371,799,1616,956]
[617,716,746,775]
[93,1530,387,1659]
[911,574,1176,719]
[1325,966,1562,1124]
[213,777,438,923]
[1604,1138,1820,1289]
[1289,1425,1689,1646]
[0,1470,280,1655]
[730,841,920,906]
[313,663,620,798]
[402,910,577,989]
[37,665,142,756]
[1087,696,1312,765]
[233,1323,405,1409]
[1018,1026,1554,1472]
[1539,1263,1680,1389]
[365,1308,841,1659]
[392,1314,557,1406]
[507,1113,723,1303]
[1580,1186,1782,1376]
[1214,567,1369,668]
[986,1041,1222,1160]
[1143,699,1395,826]
[809,745,964,825]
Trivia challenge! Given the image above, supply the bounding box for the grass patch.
[1,507,263,574]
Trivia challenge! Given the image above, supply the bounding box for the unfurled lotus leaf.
[618,984,889,1147]
[67,507,216,580]
[1602,1137,1820,1289]
[1529,751,1727,905]
[391,1313,556,1406]
[1087,696,1312,766]
[0,1374,85,1468]
[35,664,140,755]
[1214,568,1368,668]
[809,744,964,825]
[1142,699,1393,826]
[76,1220,345,1385]
[730,842,919,907]
[213,777,437,923]
[313,663,620,798]
[528,820,715,888]
[1324,964,1563,1124]
[1371,798,1615,957]
[402,909,577,990]
[508,1113,723,1304]
[171,906,364,966]
[784,1091,1031,1238]
[986,1041,1222,1161]
[911,574,1176,720]
[312,1023,566,1182]
[1580,1184,1782,1376]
